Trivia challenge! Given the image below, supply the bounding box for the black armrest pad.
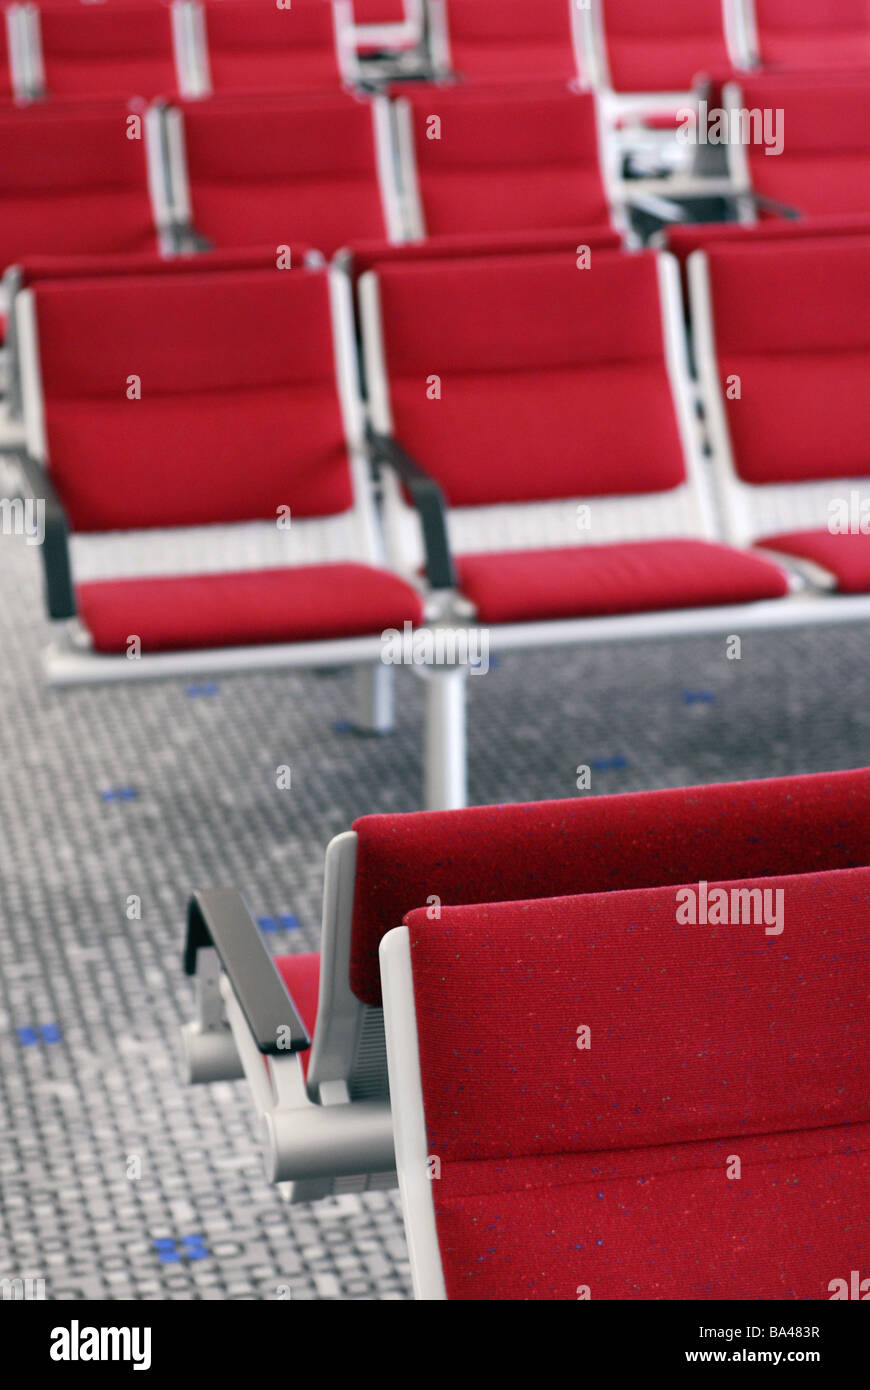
[16,452,76,620]
[749,194,803,221]
[366,425,457,590]
[184,889,311,1056]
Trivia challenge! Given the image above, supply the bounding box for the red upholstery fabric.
[418,1126,869,1301]
[76,564,425,653]
[275,952,320,1079]
[347,227,621,281]
[353,0,408,20]
[704,239,870,485]
[401,84,611,238]
[600,0,732,93]
[405,866,870,1299]
[36,267,354,532]
[665,212,870,271]
[201,0,341,94]
[760,530,870,595]
[40,242,307,280]
[736,75,870,218]
[442,0,579,84]
[37,4,179,100]
[180,96,387,253]
[0,105,158,268]
[350,767,870,1004]
[0,20,12,98]
[375,251,686,506]
[17,245,311,287]
[454,539,789,624]
[753,0,870,74]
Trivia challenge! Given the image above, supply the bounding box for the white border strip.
[380,926,447,1301]
[16,288,47,462]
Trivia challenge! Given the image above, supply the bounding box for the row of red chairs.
[0,0,424,102]
[3,1,868,104]
[1,74,868,275]
[181,766,870,1297]
[11,232,869,809]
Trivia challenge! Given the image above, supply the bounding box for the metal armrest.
[16,451,76,620]
[365,425,457,590]
[184,888,310,1055]
[748,194,803,221]
[624,190,691,224]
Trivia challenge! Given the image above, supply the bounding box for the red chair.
[16,263,422,697]
[428,0,583,84]
[580,0,736,98]
[196,0,349,96]
[691,235,870,599]
[30,1,184,100]
[745,0,870,74]
[724,73,870,219]
[163,93,393,254]
[381,770,870,1298]
[0,103,162,272]
[389,83,616,240]
[182,768,870,1225]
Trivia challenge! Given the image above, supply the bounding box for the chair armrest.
[748,193,803,221]
[365,425,457,590]
[16,451,76,620]
[624,190,691,224]
[166,221,215,255]
[184,889,311,1056]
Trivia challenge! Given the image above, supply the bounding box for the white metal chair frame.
[183,829,397,1203]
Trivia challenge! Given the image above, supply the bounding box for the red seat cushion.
[376,252,687,507]
[0,105,158,266]
[703,239,870,486]
[753,0,870,74]
[403,865,870,1299]
[737,75,870,219]
[180,96,387,254]
[346,226,622,281]
[75,564,425,654]
[36,269,354,533]
[601,0,732,93]
[37,4,179,101]
[202,1,342,94]
[401,85,611,240]
[419,1125,869,1300]
[274,952,320,1079]
[665,212,870,269]
[455,539,789,625]
[760,529,870,594]
[444,0,578,84]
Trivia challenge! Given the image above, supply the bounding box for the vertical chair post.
[421,665,468,810]
[353,661,395,735]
